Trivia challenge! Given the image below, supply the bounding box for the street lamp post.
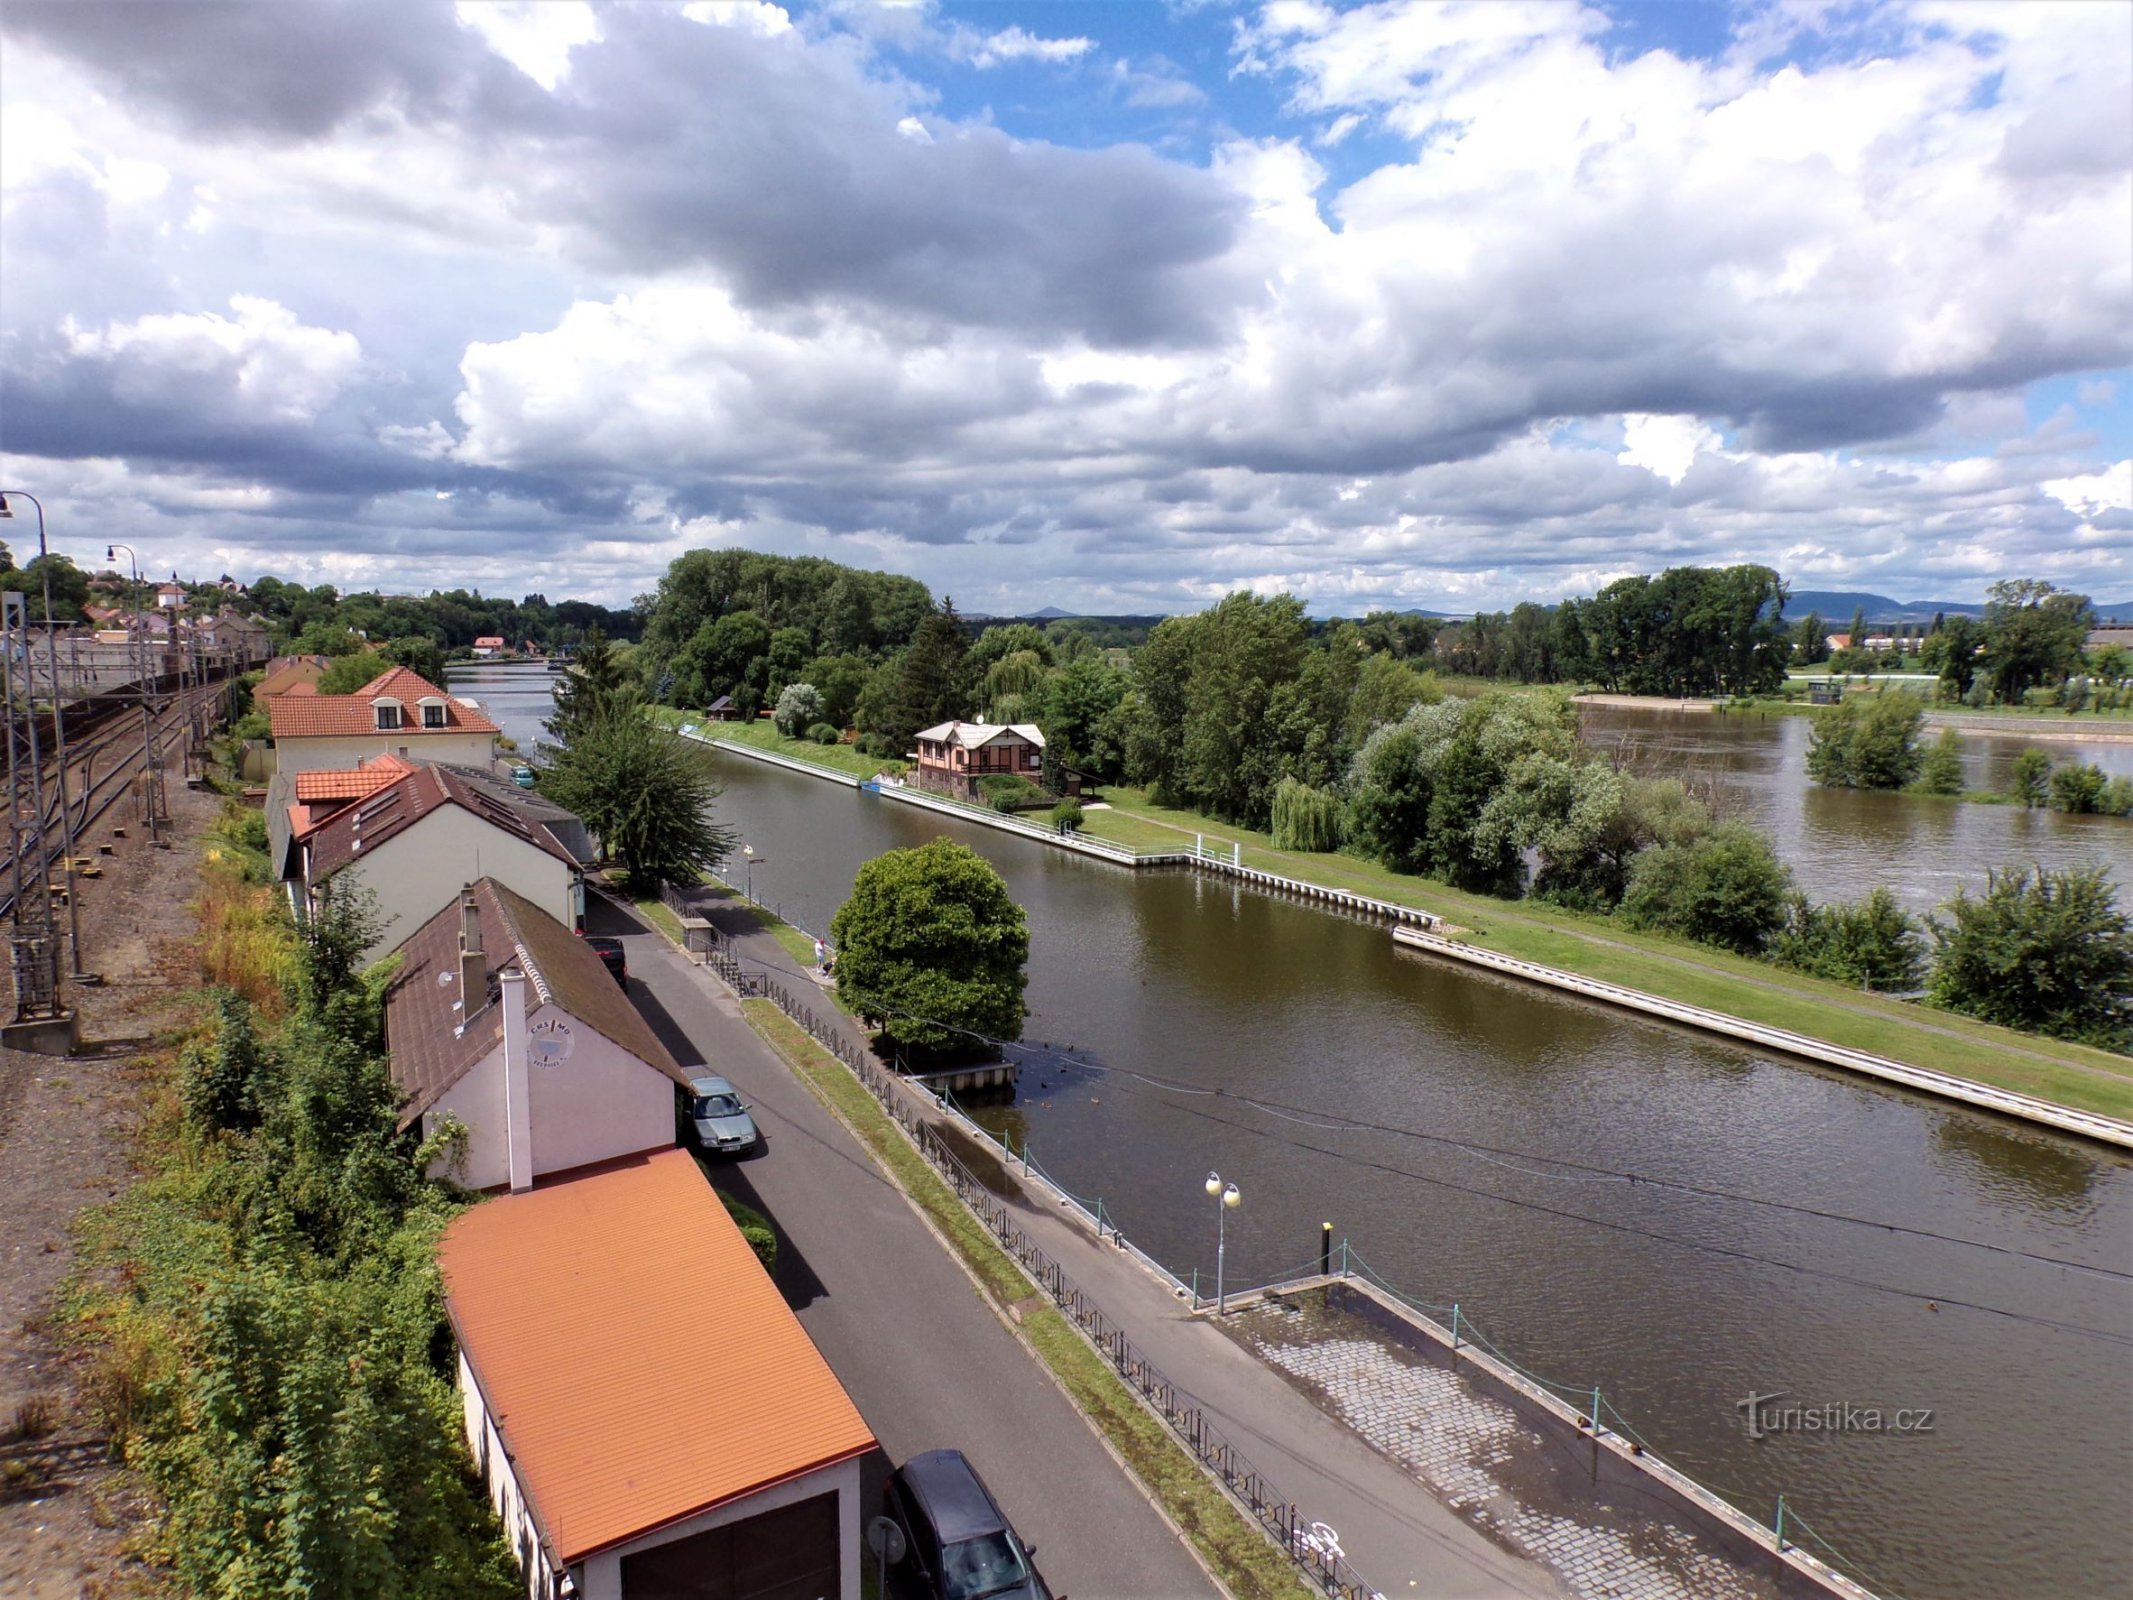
[742,844,767,905]
[1205,1170,1241,1316]
[0,491,89,983]
[106,543,160,847]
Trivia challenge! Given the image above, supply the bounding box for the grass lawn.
[678,715,909,781]
[741,1001,1313,1600]
[1090,789,2133,1122]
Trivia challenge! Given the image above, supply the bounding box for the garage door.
[621,1492,839,1600]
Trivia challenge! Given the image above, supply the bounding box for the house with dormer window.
[284,762,586,959]
[266,665,500,774]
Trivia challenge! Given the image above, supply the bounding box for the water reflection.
[1580,706,2133,911]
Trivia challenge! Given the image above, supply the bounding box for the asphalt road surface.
[599,900,1222,1600]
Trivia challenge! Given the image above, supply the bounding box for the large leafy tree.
[1982,580,2092,703]
[540,715,734,891]
[1804,691,1926,789]
[875,600,970,749]
[830,839,1028,1060]
[1928,866,2132,1050]
[543,625,636,747]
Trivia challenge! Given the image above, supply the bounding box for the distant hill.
[1025,605,1077,620]
[1788,590,2133,624]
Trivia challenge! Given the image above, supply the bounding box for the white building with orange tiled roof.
[266,664,500,774]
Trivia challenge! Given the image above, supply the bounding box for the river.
[1577,704,2133,914]
[458,665,2133,1600]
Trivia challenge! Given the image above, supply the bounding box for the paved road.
[592,897,1221,1600]
[650,889,1568,1600]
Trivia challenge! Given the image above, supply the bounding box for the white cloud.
[454,1,601,89]
[1,0,2127,612]
[64,296,363,423]
[949,25,1094,69]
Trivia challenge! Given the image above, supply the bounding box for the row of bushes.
[69,829,521,1597]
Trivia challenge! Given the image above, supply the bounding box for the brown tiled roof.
[268,666,500,739]
[438,1148,874,1565]
[302,765,577,883]
[384,878,686,1128]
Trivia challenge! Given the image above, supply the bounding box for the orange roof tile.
[439,1149,873,1563]
[291,752,416,802]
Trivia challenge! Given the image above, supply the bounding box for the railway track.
[2,672,237,925]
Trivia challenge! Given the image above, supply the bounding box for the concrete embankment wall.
[1392,927,2133,1151]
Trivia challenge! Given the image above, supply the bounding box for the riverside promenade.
[652,885,1882,1600]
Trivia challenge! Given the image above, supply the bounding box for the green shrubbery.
[807,722,842,745]
[1771,888,1926,991]
[1929,866,2133,1050]
[71,874,518,1598]
[1269,776,1346,851]
[1806,691,1926,789]
[977,773,1044,812]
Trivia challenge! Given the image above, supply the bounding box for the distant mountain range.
[1787,591,2133,623]
[999,594,2133,626]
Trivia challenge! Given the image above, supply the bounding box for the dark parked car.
[883,1450,1051,1600]
[583,934,627,987]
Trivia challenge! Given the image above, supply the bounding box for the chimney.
[500,966,532,1194]
[458,887,487,1006]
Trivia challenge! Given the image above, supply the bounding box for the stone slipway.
[1391,926,2133,1151]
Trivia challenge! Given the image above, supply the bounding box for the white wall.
[422,1003,674,1191]
[577,1458,861,1600]
[459,1351,564,1600]
[310,806,576,961]
[275,729,498,775]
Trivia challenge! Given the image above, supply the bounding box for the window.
[375,702,403,730]
[422,702,447,728]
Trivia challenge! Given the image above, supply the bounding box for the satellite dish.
[866,1514,905,1566]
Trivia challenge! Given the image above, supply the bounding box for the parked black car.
[583,935,627,987]
[883,1450,1051,1600]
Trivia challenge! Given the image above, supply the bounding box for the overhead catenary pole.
[0,492,88,983]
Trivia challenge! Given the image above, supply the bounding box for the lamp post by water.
[742,844,767,906]
[1205,1169,1241,1315]
[0,490,89,982]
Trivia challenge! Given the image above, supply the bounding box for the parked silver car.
[683,1072,760,1155]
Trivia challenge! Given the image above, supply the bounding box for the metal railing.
[694,927,1381,1600]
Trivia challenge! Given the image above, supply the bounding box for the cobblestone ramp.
[1248,1313,1789,1600]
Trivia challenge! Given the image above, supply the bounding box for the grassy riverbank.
[653,706,908,780]
[1077,790,2133,1122]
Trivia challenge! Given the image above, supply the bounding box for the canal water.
[464,665,2133,1600]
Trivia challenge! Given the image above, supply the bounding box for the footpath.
[656,887,1869,1600]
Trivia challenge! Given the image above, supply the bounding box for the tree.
[1846,606,1867,650]
[1037,653,1129,782]
[2008,749,2051,807]
[773,682,823,738]
[293,619,370,657]
[877,601,970,750]
[1913,728,1964,795]
[1772,889,1926,991]
[543,626,636,747]
[1982,580,2091,703]
[378,634,447,687]
[315,650,388,695]
[1269,777,1346,851]
[539,717,734,891]
[829,840,1028,1060]
[799,653,870,730]
[1791,612,1828,665]
[1804,692,1926,789]
[1619,821,1791,955]
[2,552,91,623]
[1928,866,2132,1050]
[1921,614,1984,701]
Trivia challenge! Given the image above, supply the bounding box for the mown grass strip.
[739,1000,1313,1600]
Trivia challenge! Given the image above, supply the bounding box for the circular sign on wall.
[528,1017,574,1068]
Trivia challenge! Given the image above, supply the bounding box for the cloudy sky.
[2,0,2127,615]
